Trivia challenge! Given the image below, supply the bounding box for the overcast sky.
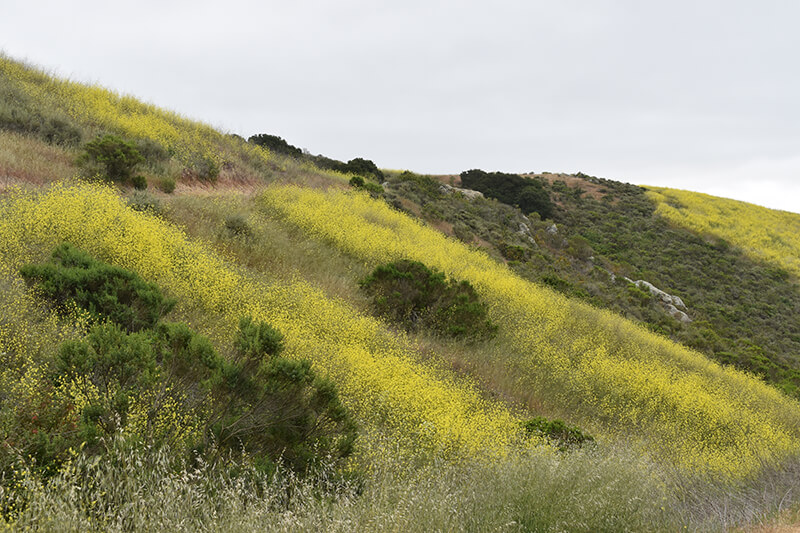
[2,0,799,212]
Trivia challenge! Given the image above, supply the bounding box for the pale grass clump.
[257,185,800,480]
[0,436,679,533]
[647,187,800,278]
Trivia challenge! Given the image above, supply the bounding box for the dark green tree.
[79,134,145,183]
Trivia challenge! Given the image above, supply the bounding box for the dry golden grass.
[0,130,77,188]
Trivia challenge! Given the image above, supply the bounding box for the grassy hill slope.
[2,54,800,531]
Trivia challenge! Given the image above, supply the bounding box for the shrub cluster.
[313,155,384,181]
[360,259,497,340]
[460,169,554,219]
[8,244,356,479]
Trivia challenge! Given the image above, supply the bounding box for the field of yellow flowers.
[647,187,800,278]
[0,182,522,458]
[259,185,800,479]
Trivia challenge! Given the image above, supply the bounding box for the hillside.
[2,55,800,531]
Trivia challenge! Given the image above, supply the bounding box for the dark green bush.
[460,169,554,219]
[187,154,219,182]
[78,134,145,183]
[205,317,357,471]
[131,174,148,190]
[248,133,303,158]
[342,157,383,180]
[523,416,594,450]
[349,175,365,188]
[46,317,356,473]
[19,243,175,332]
[360,259,497,340]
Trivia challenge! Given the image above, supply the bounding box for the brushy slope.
[3,53,800,529]
[0,182,520,456]
[260,185,800,480]
[386,172,800,399]
[647,187,800,278]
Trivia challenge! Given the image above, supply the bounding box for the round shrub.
[159,177,176,194]
[360,259,497,340]
[79,134,145,183]
[131,175,148,190]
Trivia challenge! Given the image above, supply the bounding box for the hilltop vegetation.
[2,54,800,531]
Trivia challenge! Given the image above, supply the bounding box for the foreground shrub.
[360,259,497,340]
[19,243,175,333]
[10,245,356,477]
[131,174,147,190]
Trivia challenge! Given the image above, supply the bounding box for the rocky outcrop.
[517,222,537,246]
[610,275,692,323]
[664,303,692,324]
[439,184,484,200]
[633,280,687,310]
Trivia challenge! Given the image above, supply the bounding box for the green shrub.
[452,222,474,243]
[19,243,175,332]
[11,247,356,477]
[55,323,159,448]
[78,134,145,183]
[349,175,365,188]
[460,169,554,219]
[158,176,176,194]
[248,133,303,158]
[499,242,528,262]
[523,416,594,450]
[206,317,357,471]
[343,157,383,180]
[360,259,497,340]
[131,174,148,190]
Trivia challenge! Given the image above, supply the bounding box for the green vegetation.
[248,133,303,158]
[384,168,800,400]
[6,244,356,484]
[78,134,145,184]
[19,243,175,332]
[460,168,554,219]
[360,259,497,340]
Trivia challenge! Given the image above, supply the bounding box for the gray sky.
[2,0,799,212]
